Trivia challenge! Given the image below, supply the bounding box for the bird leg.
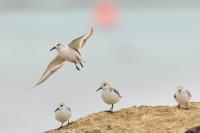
[73,61,80,71]
[76,65,80,71]
[76,57,83,68]
[185,103,189,110]
[58,122,63,129]
[107,104,114,113]
[80,62,83,68]
[66,120,73,127]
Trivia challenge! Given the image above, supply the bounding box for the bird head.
[55,103,65,112]
[177,85,183,93]
[97,82,110,91]
[49,43,64,51]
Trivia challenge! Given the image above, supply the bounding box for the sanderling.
[55,103,72,128]
[174,86,191,109]
[34,28,93,87]
[97,82,121,112]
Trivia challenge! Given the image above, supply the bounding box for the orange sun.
[92,1,118,28]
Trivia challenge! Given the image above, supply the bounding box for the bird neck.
[103,86,112,92]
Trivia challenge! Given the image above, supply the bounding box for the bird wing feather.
[34,56,65,87]
[68,28,93,51]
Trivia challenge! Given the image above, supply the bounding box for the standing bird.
[55,103,72,128]
[34,28,93,87]
[97,82,121,112]
[174,86,191,109]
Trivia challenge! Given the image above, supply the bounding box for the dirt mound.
[45,102,200,133]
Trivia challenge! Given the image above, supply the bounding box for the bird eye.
[60,104,63,107]
[57,44,60,46]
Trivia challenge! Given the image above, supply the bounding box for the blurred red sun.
[92,1,118,28]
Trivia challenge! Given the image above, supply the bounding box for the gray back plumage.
[185,90,191,98]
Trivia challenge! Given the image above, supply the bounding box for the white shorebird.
[55,103,72,128]
[174,86,191,109]
[34,28,93,87]
[97,82,121,112]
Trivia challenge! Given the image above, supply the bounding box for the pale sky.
[0,0,200,10]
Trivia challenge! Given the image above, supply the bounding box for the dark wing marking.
[72,48,81,56]
[67,107,71,111]
[113,88,122,98]
[185,90,191,98]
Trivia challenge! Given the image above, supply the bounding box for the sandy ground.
[45,102,200,133]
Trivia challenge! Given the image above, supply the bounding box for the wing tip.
[91,27,94,33]
[33,79,44,88]
[33,83,39,88]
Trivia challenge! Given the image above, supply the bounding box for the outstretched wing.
[68,28,93,51]
[34,56,65,87]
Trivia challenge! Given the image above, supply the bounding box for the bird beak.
[54,108,59,112]
[96,87,102,92]
[49,46,56,51]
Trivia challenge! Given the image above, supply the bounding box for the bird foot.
[106,110,113,113]
[58,126,63,129]
[185,104,189,110]
[177,105,181,109]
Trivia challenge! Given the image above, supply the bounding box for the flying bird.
[34,28,93,87]
[97,82,121,112]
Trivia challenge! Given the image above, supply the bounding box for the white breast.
[58,47,80,62]
[175,91,190,105]
[55,110,71,123]
[101,90,120,105]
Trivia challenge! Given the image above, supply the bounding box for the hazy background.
[0,0,200,132]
